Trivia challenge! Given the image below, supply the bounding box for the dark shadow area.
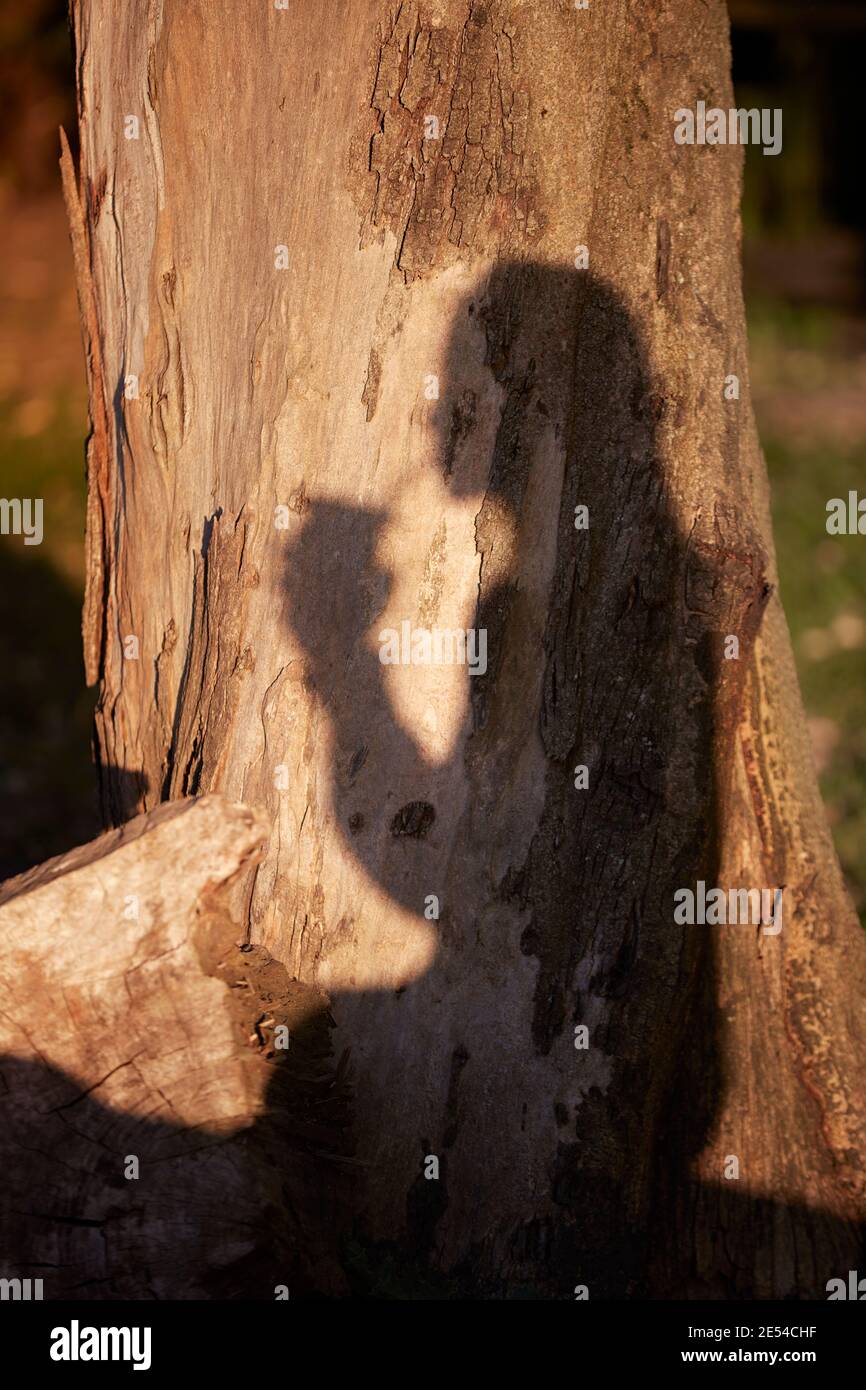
[0,1045,862,1300]
[0,949,354,1300]
[0,540,100,878]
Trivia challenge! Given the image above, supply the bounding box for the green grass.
[749,293,866,924]
[764,436,866,922]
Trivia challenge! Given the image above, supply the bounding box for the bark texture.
[62,0,865,1296]
[0,796,350,1298]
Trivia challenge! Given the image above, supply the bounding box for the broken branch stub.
[0,794,352,1299]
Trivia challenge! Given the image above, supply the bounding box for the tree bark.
[62,0,865,1297]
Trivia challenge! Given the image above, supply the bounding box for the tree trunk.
[63,0,865,1297]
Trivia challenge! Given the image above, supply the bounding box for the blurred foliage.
[0,0,75,193]
[0,391,97,878]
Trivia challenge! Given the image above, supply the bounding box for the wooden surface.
[0,795,351,1298]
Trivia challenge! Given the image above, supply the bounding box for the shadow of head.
[272,259,861,1294]
[278,264,700,917]
[271,261,782,1290]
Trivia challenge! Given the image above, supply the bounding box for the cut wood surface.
[0,795,351,1299]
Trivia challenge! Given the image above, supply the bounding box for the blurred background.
[1,1,864,921]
